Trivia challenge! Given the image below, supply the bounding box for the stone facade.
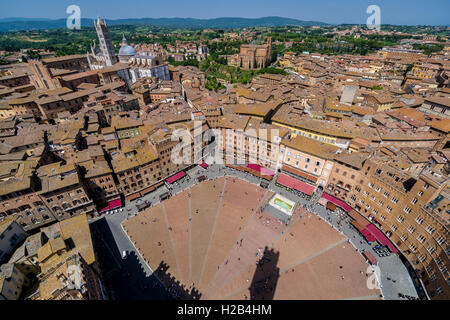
[228,37,272,70]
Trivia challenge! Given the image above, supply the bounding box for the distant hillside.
[0,16,328,32]
[0,17,52,22]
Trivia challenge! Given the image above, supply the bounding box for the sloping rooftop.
[281,134,340,159]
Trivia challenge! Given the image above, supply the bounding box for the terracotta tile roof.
[281,134,339,159]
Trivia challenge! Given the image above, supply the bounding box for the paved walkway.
[198,178,228,287]
[161,202,183,284]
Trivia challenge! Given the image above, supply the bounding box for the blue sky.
[0,0,449,25]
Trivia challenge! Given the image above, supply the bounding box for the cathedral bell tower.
[94,17,117,66]
[266,36,272,62]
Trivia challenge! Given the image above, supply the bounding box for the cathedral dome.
[119,45,137,56]
[118,36,137,56]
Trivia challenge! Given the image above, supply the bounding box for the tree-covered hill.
[0,16,328,32]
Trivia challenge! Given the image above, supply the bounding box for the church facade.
[87,17,170,87]
[227,37,272,69]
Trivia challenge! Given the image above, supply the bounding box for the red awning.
[361,228,377,242]
[226,164,273,181]
[166,171,186,184]
[247,164,274,176]
[108,199,122,210]
[321,193,352,212]
[276,173,315,196]
[100,198,122,213]
[200,162,208,169]
[366,224,399,254]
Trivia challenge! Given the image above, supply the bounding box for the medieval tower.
[94,17,117,66]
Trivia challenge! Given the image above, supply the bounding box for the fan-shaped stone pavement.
[122,176,381,300]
